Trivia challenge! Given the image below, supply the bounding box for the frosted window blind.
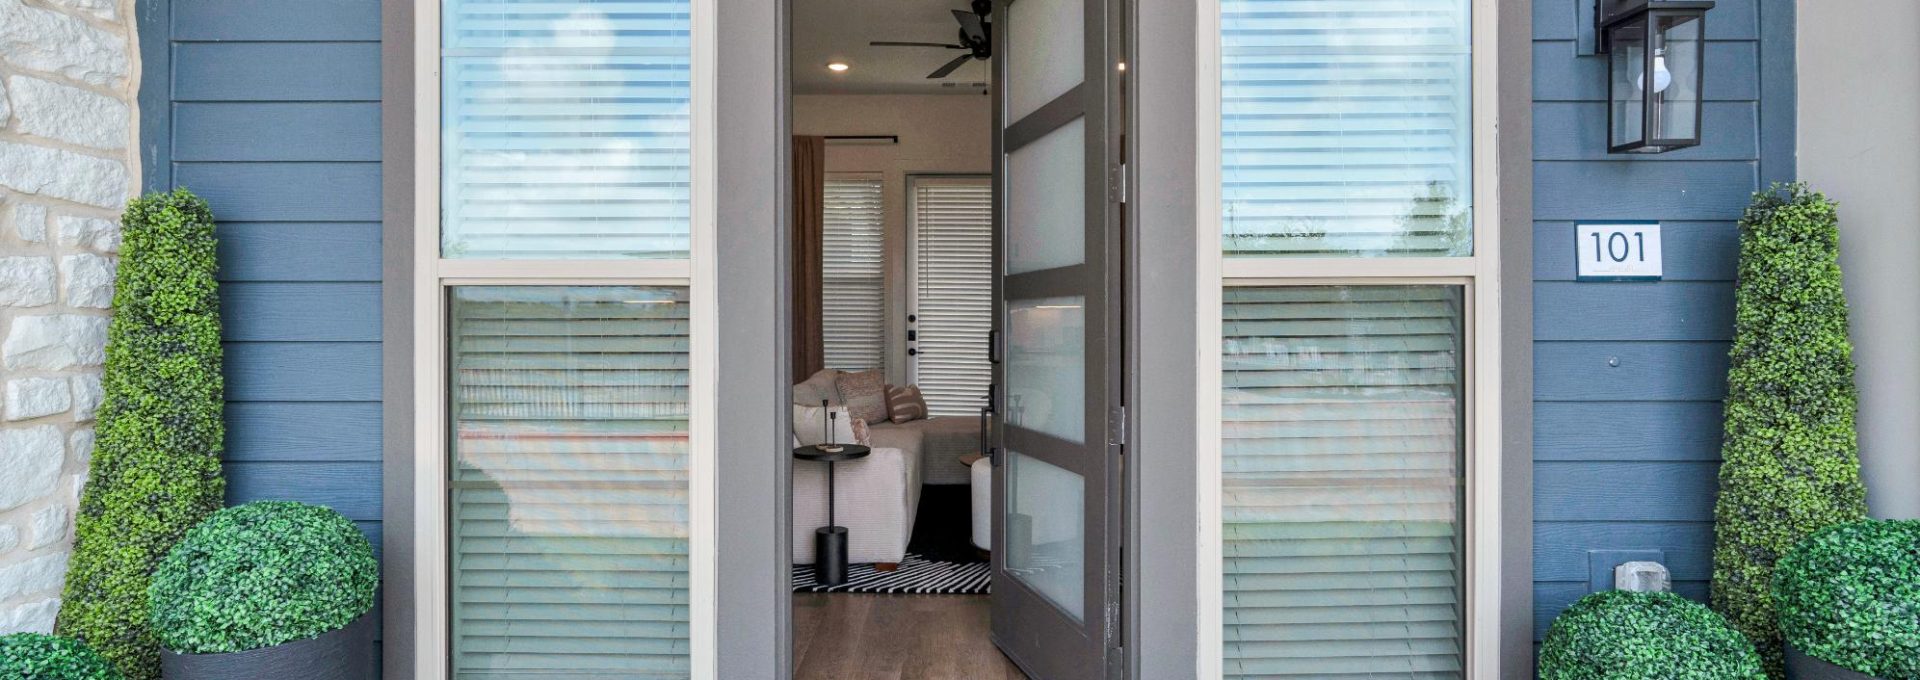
[909,178,994,416]
[441,0,693,259]
[822,178,886,372]
[448,286,691,679]
[1221,285,1465,679]
[1220,0,1474,257]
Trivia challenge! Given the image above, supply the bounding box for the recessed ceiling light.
[826,62,850,72]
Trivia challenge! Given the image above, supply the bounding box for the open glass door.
[989,0,1122,676]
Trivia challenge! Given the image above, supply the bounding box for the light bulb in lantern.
[1637,50,1673,93]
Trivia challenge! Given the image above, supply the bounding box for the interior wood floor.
[792,593,1030,680]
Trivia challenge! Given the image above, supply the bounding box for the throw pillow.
[793,368,843,406]
[886,384,929,423]
[836,369,889,425]
[792,403,868,446]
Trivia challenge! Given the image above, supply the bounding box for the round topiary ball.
[0,633,124,679]
[1774,519,1920,679]
[147,501,378,654]
[1539,590,1766,680]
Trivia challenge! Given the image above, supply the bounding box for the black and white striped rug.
[791,553,991,594]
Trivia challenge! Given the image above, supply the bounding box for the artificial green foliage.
[0,634,125,680]
[1539,590,1766,680]
[1709,182,1869,678]
[148,502,378,655]
[1773,520,1920,679]
[54,189,225,680]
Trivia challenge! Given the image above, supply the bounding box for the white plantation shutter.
[441,0,693,259]
[909,178,994,416]
[449,286,692,679]
[1220,285,1465,679]
[1220,0,1474,257]
[822,177,886,372]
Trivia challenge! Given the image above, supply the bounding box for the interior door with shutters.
[988,0,1123,676]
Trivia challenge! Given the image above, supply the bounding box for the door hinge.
[1110,163,1128,204]
[1109,405,1127,446]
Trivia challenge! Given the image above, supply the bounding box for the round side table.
[792,443,870,586]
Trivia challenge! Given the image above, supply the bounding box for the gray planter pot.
[160,611,375,680]
[1787,644,1883,680]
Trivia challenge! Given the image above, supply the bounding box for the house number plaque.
[1576,222,1662,281]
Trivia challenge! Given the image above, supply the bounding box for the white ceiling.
[793,0,992,95]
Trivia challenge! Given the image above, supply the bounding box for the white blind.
[441,0,693,259]
[1221,285,1464,679]
[822,178,885,372]
[910,178,994,416]
[449,286,691,679]
[1220,0,1474,257]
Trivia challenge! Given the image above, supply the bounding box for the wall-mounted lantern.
[1596,0,1712,153]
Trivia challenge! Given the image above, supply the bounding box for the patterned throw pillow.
[835,370,889,425]
[886,384,928,423]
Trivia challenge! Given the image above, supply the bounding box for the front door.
[988,0,1123,676]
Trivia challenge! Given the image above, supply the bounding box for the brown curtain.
[791,135,827,382]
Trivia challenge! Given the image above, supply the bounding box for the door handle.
[987,329,1002,364]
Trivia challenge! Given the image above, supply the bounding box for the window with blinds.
[1220,0,1474,257]
[440,0,693,260]
[909,177,994,416]
[448,286,692,679]
[822,177,886,372]
[1220,285,1465,679]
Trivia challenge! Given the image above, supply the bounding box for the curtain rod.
[824,135,899,144]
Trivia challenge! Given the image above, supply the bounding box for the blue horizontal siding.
[1530,0,1794,657]
[143,0,385,658]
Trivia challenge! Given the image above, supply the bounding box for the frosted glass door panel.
[1220,0,1473,258]
[1006,296,1085,443]
[1007,118,1086,275]
[448,286,692,679]
[1006,0,1083,121]
[1005,450,1085,622]
[442,0,693,259]
[1220,285,1465,679]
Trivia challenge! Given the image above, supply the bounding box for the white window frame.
[410,0,719,677]
[823,172,889,373]
[1194,0,1504,676]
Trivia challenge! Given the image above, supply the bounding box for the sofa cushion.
[869,416,982,486]
[792,368,842,406]
[793,403,866,446]
[836,369,889,424]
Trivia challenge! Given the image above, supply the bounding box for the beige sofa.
[793,369,983,486]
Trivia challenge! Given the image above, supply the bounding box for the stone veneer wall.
[0,0,138,634]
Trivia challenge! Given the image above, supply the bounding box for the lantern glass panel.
[1651,12,1703,144]
[1607,17,1648,149]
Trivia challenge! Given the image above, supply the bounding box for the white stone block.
[0,143,129,209]
[68,428,93,466]
[60,254,114,308]
[56,215,120,253]
[11,203,47,243]
[1615,561,1673,593]
[0,426,62,511]
[2,315,107,370]
[70,375,100,422]
[7,76,129,151]
[5,378,69,421]
[0,257,55,308]
[0,525,19,553]
[0,0,129,87]
[0,598,60,635]
[0,552,69,602]
[43,0,115,21]
[27,503,67,550]
[0,77,9,126]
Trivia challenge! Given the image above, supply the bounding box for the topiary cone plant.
[1710,182,1868,678]
[55,188,226,680]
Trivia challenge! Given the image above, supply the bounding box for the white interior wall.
[1796,0,1920,518]
[794,94,992,386]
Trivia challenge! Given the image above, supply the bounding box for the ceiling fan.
[869,0,992,79]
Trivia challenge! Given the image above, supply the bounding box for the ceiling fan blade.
[870,40,968,49]
[926,53,973,79]
[952,9,986,42]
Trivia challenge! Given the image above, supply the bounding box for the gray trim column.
[715,0,792,676]
[1497,0,1534,674]
[1126,0,1198,676]
[380,0,418,677]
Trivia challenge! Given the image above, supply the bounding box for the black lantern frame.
[1596,0,1713,153]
